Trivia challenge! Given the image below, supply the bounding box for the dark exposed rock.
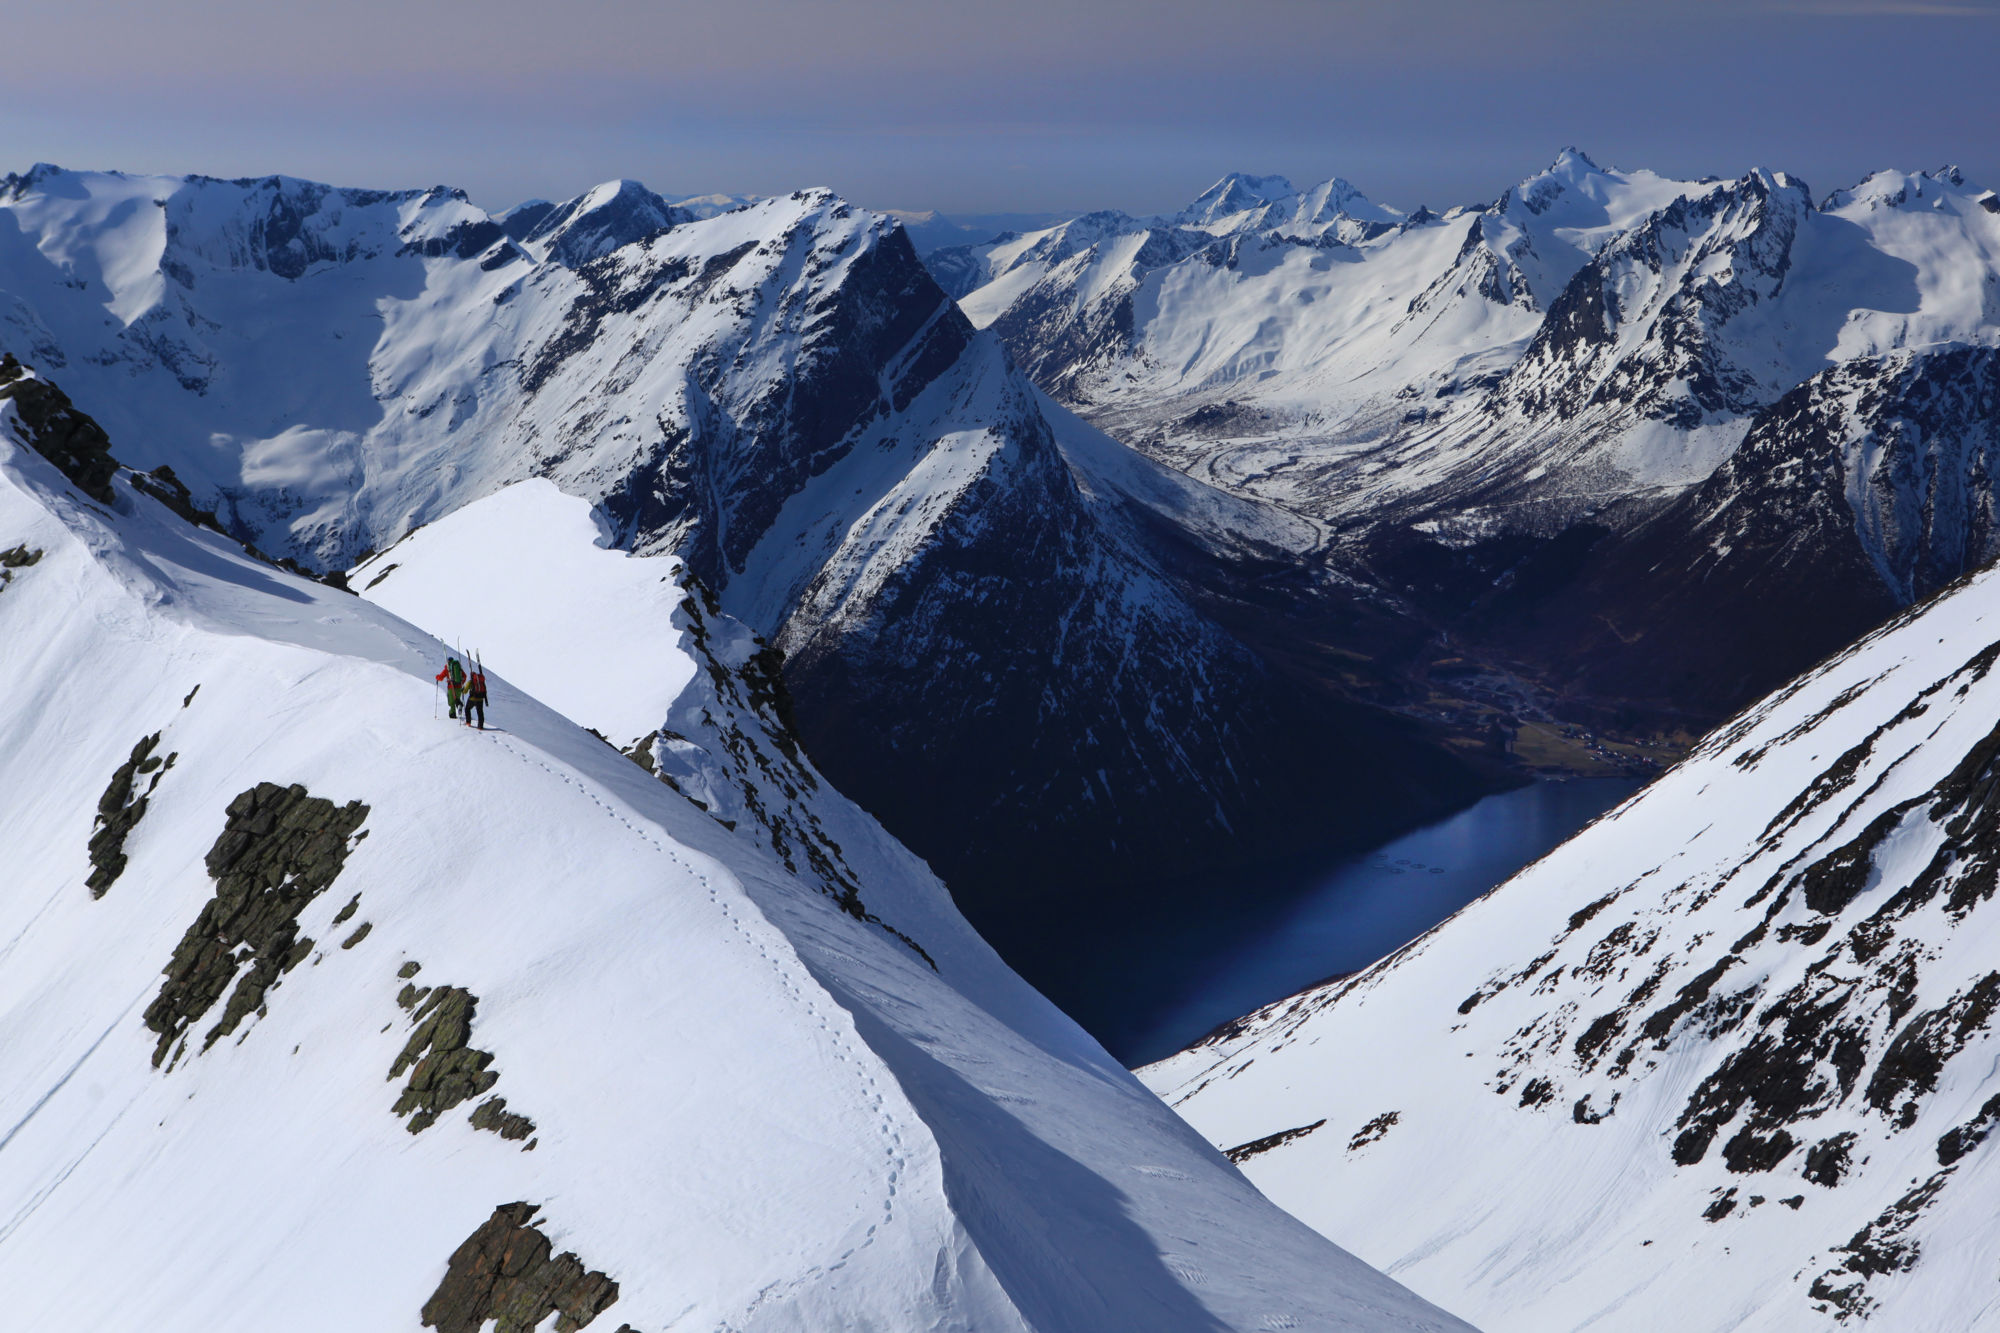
[1798,804,1912,916]
[470,1097,537,1142]
[399,960,422,979]
[1703,1187,1739,1221]
[1640,953,1740,1043]
[130,464,225,533]
[388,983,531,1137]
[87,732,172,897]
[1223,1118,1326,1163]
[340,921,373,949]
[1518,1077,1556,1108]
[1936,1092,2000,1165]
[421,1202,621,1333]
[0,542,41,593]
[1808,1168,1954,1320]
[1572,1092,1620,1125]
[1804,1132,1857,1187]
[1347,1111,1400,1151]
[142,782,369,1066]
[332,895,360,925]
[1720,1124,1796,1173]
[0,353,118,503]
[1864,972,2000,1126]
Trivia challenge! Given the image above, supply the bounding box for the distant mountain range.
[940,151,2000,771]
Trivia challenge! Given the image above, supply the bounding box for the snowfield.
[1146,557,2000,1330]
[0,415,1474,1331]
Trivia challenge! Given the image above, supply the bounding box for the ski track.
[485,729,904,1327]
[0,993,151,1247]
[0,998,143,1161]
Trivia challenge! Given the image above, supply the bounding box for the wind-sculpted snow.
[1146,563,2000,1329]
[0,407,1474,1330]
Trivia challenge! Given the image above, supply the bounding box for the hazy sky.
[6,0,1995,217]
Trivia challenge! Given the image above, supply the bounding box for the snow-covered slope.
[1146,560,2000,1330]
[0,163,1498,917]
[0,387,1475,1332]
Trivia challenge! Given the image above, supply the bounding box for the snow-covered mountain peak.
[1549,144,1601,174]
[666,190,763,219]
[1296,175,1399,225]
[1823,164,1988,213]
[1180,171,1299,225]
[1175,171,1399,242]
[1497,150,1712,239]
[501,177,690,267]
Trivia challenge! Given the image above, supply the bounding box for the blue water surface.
[1070,779,1640,1067]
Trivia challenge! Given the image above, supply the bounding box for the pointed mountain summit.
[1178,172,1300,227]
[500,178,691,267]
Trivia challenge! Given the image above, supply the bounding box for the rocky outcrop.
[421,1203,624,1333]
[86,732,172,897]
[389,983,515,1135]
[143,782,368,1067]
[0,541,39,592]
[0,353,117,504]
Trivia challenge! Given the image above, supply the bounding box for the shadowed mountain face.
[1421,345,2000,725]
[0,165,1497,928]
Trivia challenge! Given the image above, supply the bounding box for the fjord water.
[1034,779,1642,1067]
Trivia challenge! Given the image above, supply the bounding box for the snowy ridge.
[0,408,1472,1330]
[1145,561,2000,1330]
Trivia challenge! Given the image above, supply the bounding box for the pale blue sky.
[6,0,1995,216]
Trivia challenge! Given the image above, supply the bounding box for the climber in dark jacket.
[463,666,488,730]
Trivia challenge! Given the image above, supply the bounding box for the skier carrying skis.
[463,663,489,730]
[436,655,467,719]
